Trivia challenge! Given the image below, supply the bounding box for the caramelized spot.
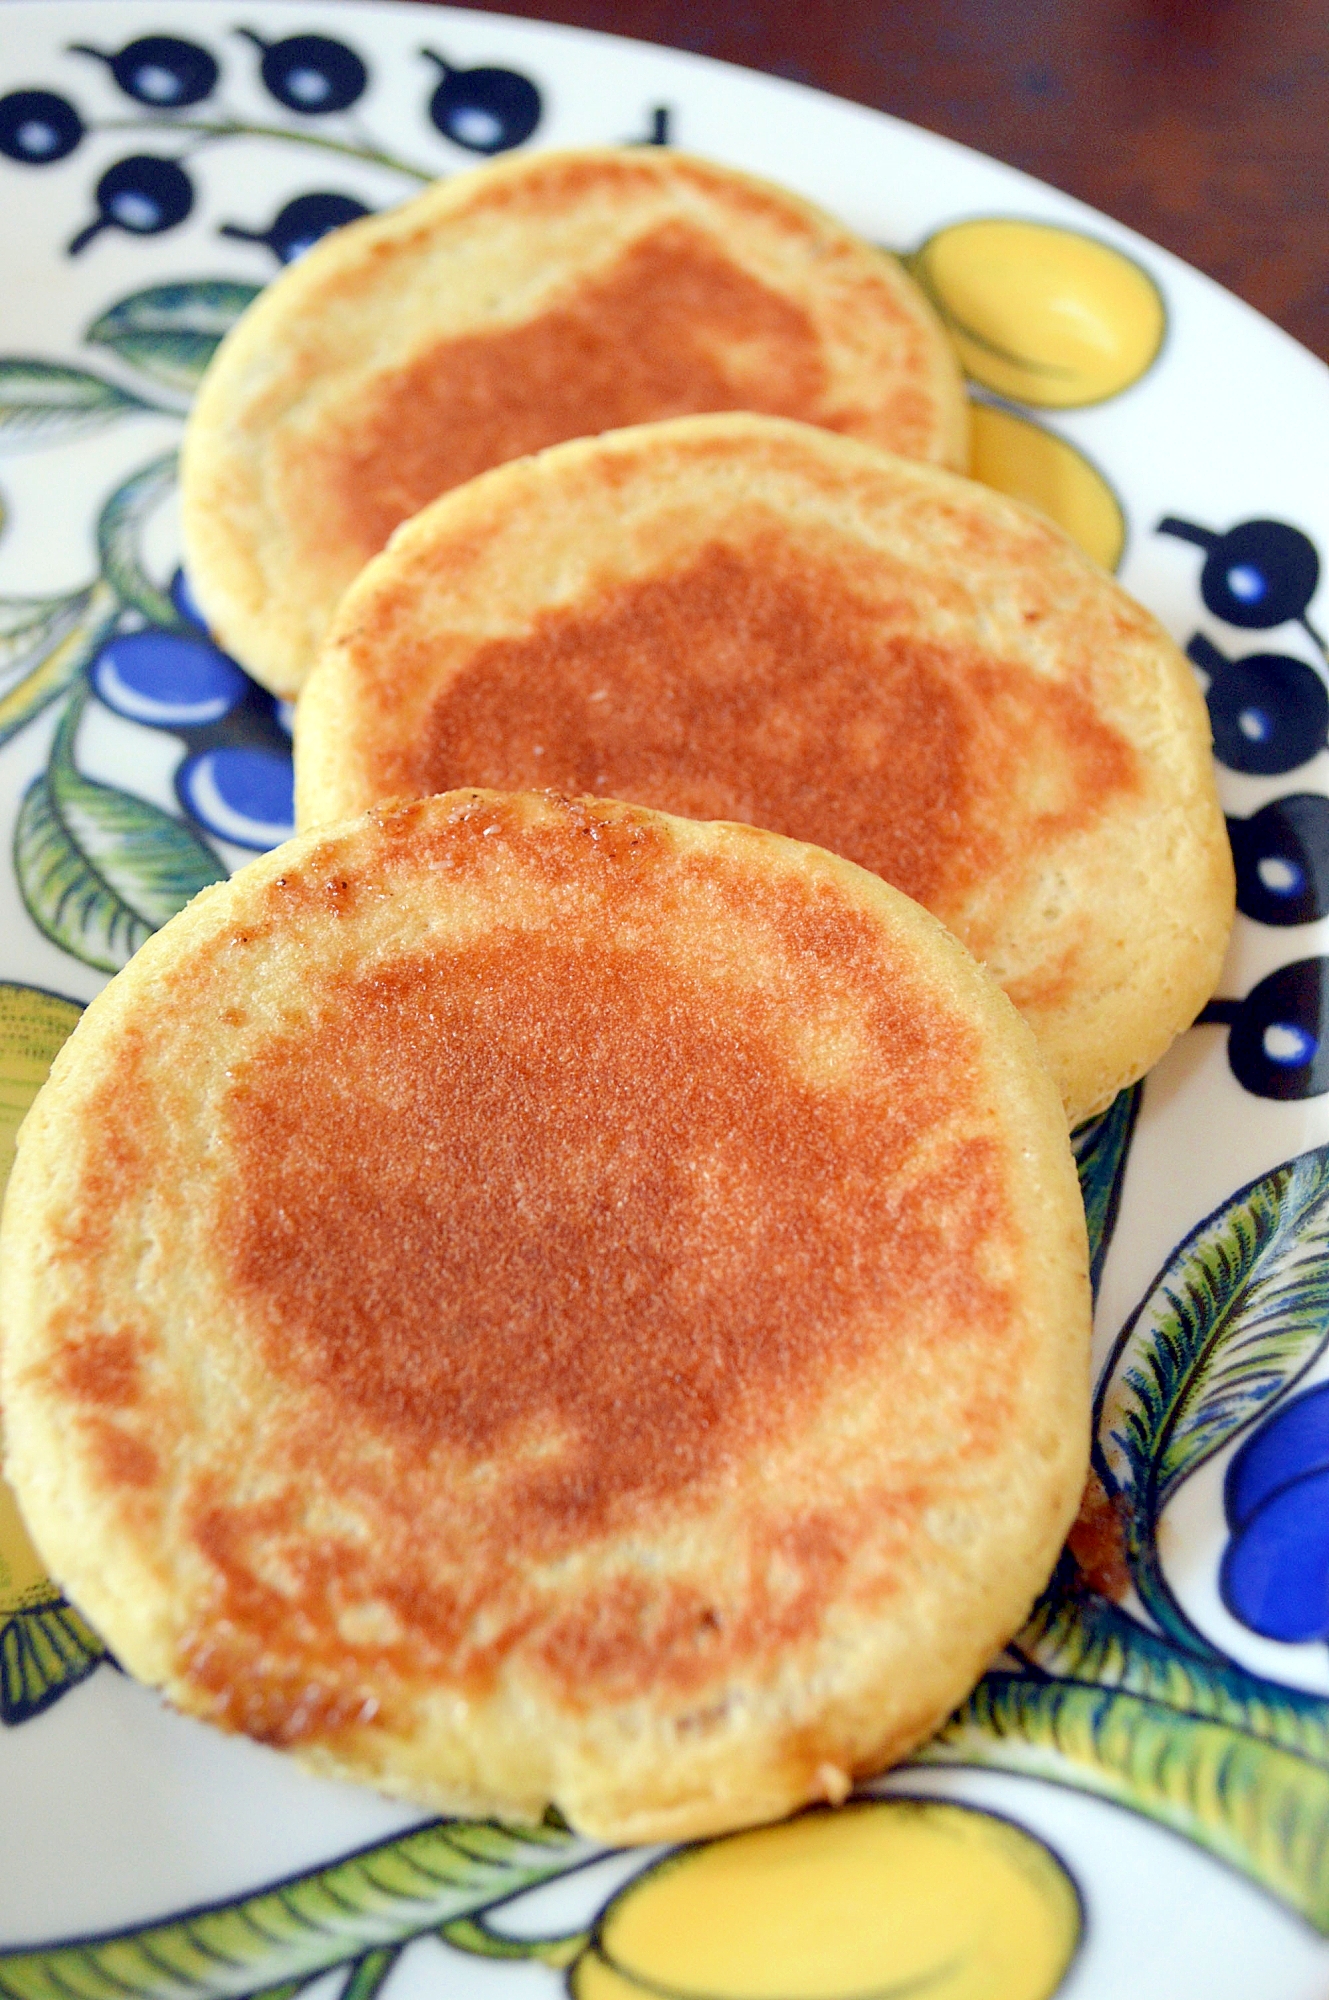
[221,931,991,1531]
[1067,1467,1130,1601]
[318,222,829,561]
[180,830,1025,1720]
[89,1425,159,1492]
[382,538,1138,916]
[52,1326,144,1409]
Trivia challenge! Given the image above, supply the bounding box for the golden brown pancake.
[0,791,1089,1843]
[296,413,1235,1126]
[179,148,967,697]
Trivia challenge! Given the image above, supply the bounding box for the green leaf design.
[440,1914,587,1966]
[96,451,183,628]
[0,595,89,701]
[14,683,225,974]
[1072,1082,1142,1296]
[86,282,261,397]
[338,1951,400,2000]
[0,360,152,449]
[0,1602,105,1724]
[0,978,82,1198]
[0,982,107,1721]
[1096,1146,1329,1645]
[917,1671,1329,1932]
[1016,1564,1329,1767]
[0,579,121,750]
[0,1817,591,2000]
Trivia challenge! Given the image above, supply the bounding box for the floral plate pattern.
[3,6,1329,1997]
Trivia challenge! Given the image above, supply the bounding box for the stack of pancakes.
[0,149,1234,1842]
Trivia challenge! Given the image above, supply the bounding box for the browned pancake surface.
[1,793,1087,1838]
[381,531,1139,925]
[311,221,837,569]
[180,150,966,696]
[298,416,1233,1123]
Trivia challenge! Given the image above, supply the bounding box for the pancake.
[0,790,1089,1843]
[295,412,1235,1127]
[179,147,967,698]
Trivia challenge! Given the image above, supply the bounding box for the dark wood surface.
[434,0,1329,365]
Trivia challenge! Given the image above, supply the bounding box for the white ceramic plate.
[3,6,1329,1995]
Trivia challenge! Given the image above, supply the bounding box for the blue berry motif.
[1228,795,1329,927]
[238,30,368,114]
[1223,959,1329,1099]
[92,630,249,728]
[220,191,371,264]
[177,746,295,850]
[1222,1381,1329,1643]
[1160,514,1325,652]
[421,51,541,153]
[1187,633,1328,776]
[68,36,219,108]
[90,576,295,853]
[0,89,84,163]
[69,154,194,254]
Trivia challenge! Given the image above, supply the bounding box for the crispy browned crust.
[296,413,1235,1125]
[180,148,968,697]
[1,792,1088,1842]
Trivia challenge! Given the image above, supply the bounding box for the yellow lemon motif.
[970,404,1125,572]
[0,982,83,1613]
[913,218,1165,408]
[570,1798,1081,2000]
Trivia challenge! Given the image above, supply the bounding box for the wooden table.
[446,0,1328,366]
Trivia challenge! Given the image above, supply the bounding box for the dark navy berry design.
[1160,514,1325,651]
[631,106,672,146]
[68,36,219,108]
[1201,959,1329,1100]
[220,191,371,263]
[68,154,194,255]
[92,631,248,728]
[421,51,541,153]
[176,746,294,850]
[1228,795,1329,927]
[0,90,84,164]
[1221,1381,1329,1643]
[1188,633,1328,776]
[237,30,367,113]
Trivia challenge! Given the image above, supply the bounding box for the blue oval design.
[1225,1381,1329,1532]
[1228,794,1329,926]
[177,747,294,849]
[92,629,248,726]
[1202,520,1320,631]
[1220,1462,1329,1643]
[1226,958,1329,1099]
[1188,633,1329,777]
